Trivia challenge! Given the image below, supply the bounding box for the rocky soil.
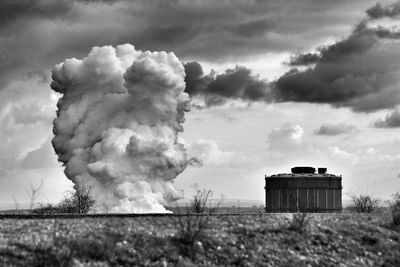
[0,211,399,266]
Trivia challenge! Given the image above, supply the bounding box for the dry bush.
[31,203,57,216]
[390,192,400,227]
[58,180,95,214]
[25,180,44,211]
[175,189,220,249]
[28,179,95,215]
[288,213,310,234]
[349,193,379,213]
[175,214,211,246]
[189,189,213,214]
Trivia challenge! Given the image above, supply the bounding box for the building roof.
[267,173,340,178]
[266,166,341,178]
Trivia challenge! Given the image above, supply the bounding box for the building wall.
[265,176,342,213]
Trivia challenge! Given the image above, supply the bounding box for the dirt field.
[0,211,399,266]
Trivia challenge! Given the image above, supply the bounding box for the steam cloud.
[51,44,192,213]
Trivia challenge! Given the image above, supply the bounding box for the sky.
[1,0,400,208]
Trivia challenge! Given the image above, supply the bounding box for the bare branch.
[28,180,44,210]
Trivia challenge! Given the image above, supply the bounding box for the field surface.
[0,212,399,266]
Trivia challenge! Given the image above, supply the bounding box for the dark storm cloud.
[25,70,48,84]
[366,2,400,19]
[314,123,358,136]
[273,9,400,112]
[0,0,384,92]
[0,0,396,115]
[288,52,321,66]
[374,107,400,128]
[0,0,73,89]
[227,18,276,38]
[184,1,400,110]
[273,29,378,103]
[184,62,271,106]
[184,62,211,96]
[0,0,73,26]
[374,27,400,39]
[76,0,120,3]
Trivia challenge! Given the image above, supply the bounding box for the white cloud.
[187,139,245,166]
[267,123,304,151]
[328,146,359,164]
[359,146,400,163]
[0,77,57,172]
[0,168,73,206]
[20,138,59,169]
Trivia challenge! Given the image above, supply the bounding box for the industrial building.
[265,167,342,213]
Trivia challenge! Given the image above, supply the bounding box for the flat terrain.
[0,211,399,266]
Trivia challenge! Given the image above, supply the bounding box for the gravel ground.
[0,212,399,266]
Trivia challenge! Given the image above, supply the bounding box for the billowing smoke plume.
[51,44,192,213]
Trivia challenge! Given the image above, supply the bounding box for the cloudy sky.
[1,0,400,207]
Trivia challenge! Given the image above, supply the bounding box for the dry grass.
[0,211,399,266]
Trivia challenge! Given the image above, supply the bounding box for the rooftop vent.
[291,166,315,174]
[318,168,327,174]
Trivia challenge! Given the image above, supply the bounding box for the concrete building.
[265,167,342,213]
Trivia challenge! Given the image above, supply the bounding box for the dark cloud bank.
[0,0,382,90]
[184,1,400,126]
[184,62,270,107]
[0,0,73,25]
[273,22,400,112]
[366,2,400,19]
[1,0,400,125]
[272,1,400,125]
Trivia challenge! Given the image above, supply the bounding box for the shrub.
[288,213,309,234]
[57,180,96,214]
[189,189,213,214]
[349,193,379,213]
[28,180,44,210]
[31,203,57,216]
[175,213,211,246]
[28,179,95,215]
[175,189,219,248]
[390,192,400,227]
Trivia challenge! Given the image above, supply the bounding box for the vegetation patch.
[0,212,399,266]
